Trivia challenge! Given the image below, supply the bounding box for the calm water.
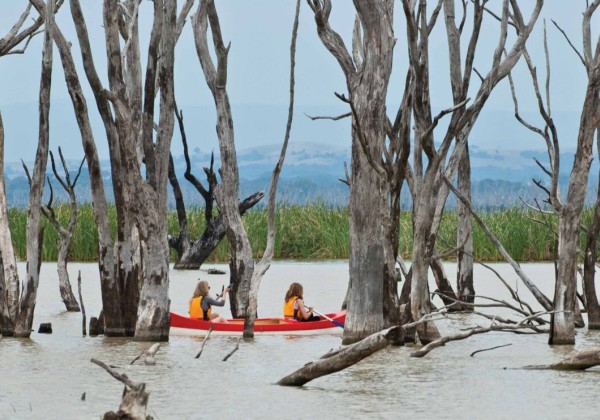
[1,261,600,419]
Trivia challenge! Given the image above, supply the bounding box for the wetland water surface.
[1,261,599,419]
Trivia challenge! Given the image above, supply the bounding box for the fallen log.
[522,347,600,371]
[277,326,403,386]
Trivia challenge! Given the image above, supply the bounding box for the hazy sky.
[0,1,595,162]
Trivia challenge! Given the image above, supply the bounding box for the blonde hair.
[193,280,210,298]
[285,282,303,302]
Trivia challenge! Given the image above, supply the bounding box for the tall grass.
[8,204,575,262]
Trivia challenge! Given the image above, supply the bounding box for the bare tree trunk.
[0,112,20,336]
[193,0,254,322]
[308,0,399,344]
[14,1,54,337]
[583,186,600,328]
[244,0,301,337]
[52,0,125,335]
[457,143,474,307]
[0,2,47,337]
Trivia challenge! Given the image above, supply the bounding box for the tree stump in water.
[38,323,52,334]
[89,317,99,336]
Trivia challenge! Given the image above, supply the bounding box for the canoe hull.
[169,310,346,336]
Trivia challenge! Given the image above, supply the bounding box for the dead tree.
[193,0,255,323]
[5,0,55,338]
[168,106,263,271]
[243,0,301,337]
[0,3,50,337]
[278,326,403,386]
[507,3,600,343]
[193,0,298,333]
[40,149,84,312]
[45,0,194,340]
[404,0,543,344]
[307,0,405,344]
[549,4,600,344]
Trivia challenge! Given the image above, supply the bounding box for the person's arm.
[296,298,313,320]
[204,296,225,307]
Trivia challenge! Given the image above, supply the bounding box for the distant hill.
[4,141,597,210]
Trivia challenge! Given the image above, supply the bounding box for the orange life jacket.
[189,296,211,320]
[283,296,300,320]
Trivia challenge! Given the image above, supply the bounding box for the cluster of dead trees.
[1,1,600,359]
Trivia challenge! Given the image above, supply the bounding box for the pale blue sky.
[0,1,595,162]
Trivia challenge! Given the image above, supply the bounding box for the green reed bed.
[7,204,572,263]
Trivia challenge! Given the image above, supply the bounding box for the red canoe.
[170,310,346,336]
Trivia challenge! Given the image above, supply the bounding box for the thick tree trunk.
[550,78,599,344]
[63,0,125,335]
[456,144,474,308]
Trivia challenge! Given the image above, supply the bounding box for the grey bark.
[0,2,50,337]
[14,0,54,337]
[308,0,400,344]
[405,0,543,344]
[48,0,124,335]
[244,0,300,337]
[193,0,254,322]
[168,110,264,270]
[40,149,84,312]
[60,0,189,339]
[550,2,600,344]
[277,326,403,386]
[456,143,474,307]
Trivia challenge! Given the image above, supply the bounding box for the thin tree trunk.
[193,0,254,323]
[457,143,474,308]
[0,111,20,336]
[14,2,54,336]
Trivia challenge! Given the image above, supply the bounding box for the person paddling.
[189,280,230,323]
[283,282,320,322]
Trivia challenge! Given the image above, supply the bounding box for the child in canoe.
[189,280,230,323]
[283,282,320,322]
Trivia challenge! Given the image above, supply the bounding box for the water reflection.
[1,261,600,419]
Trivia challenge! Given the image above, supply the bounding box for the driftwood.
[470,343,512,357]
[222,337,241,362]
[522,347,600,371]
[410,312,555,358]
[277,326,403,386]
[130,343,161,366]
[90,358,151,420]
[194,324,214,359]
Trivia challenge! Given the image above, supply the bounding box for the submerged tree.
[27,148,85,312]
[509,2,600,343]
[306,0,544,344]
[193,0,300,335]
[31,0,195,340]
[167,108,263,270]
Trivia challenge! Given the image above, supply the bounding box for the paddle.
[306,306,344,328]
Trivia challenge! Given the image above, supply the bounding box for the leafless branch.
[304,112,351,121]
